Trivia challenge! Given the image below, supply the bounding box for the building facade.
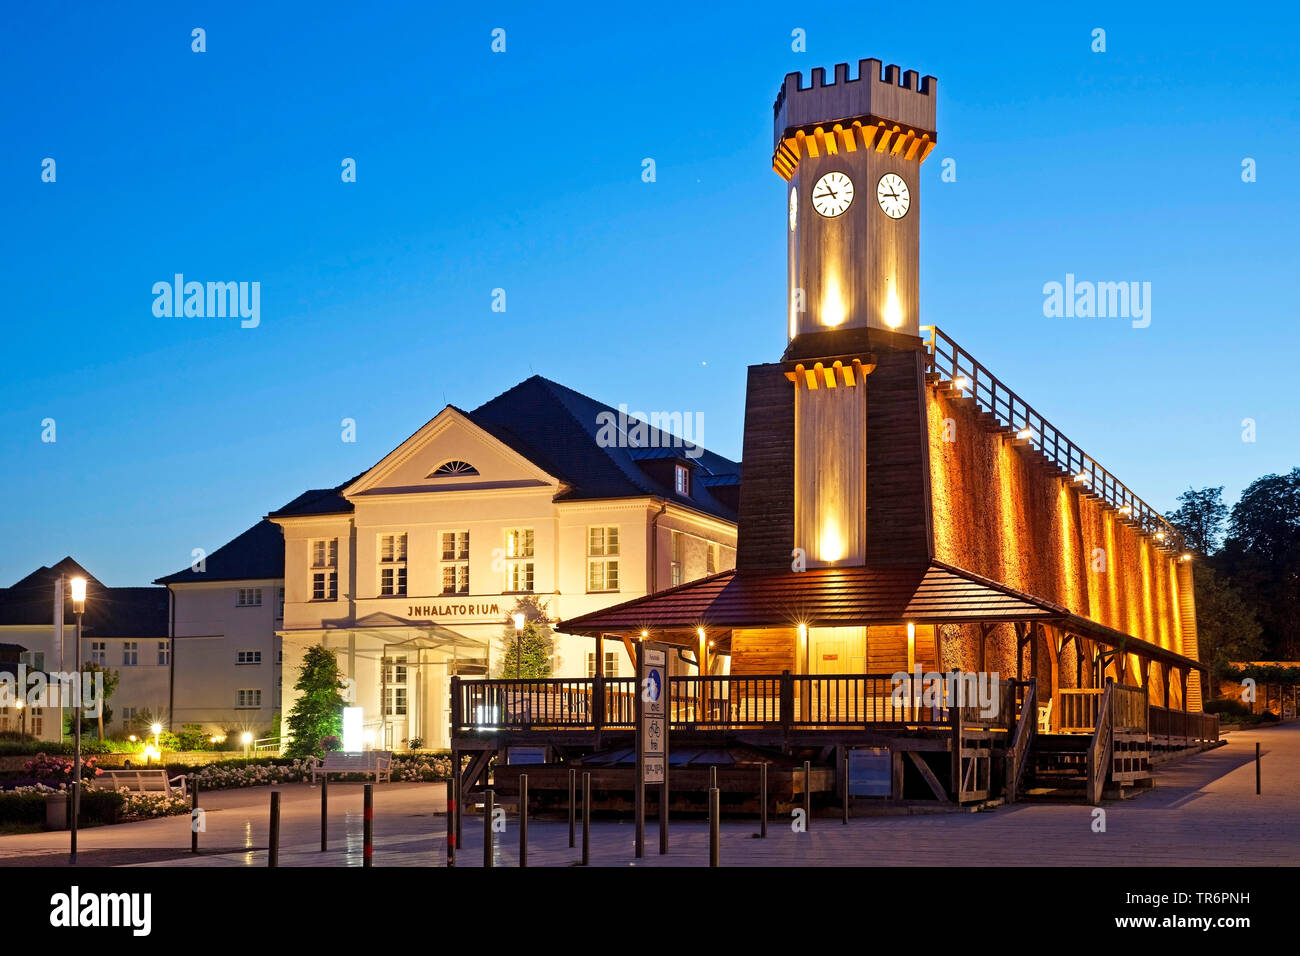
[272,376,739,751]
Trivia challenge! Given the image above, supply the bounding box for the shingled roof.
[1,558,168,638]
[464,376,739,522]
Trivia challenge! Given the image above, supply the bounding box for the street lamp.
[242,731,253,760]
[512,612,526,680]
[150,722,162,750]
[69,576,86,865]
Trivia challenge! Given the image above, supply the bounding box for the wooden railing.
[451,672,1011,734]
[1085,683,1115,805]
[1149,705,1219,747]
[922,325,1184,552]
[1004,678,1036,803]
[1057,688,1104,732]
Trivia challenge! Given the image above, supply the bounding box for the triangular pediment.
[343,407,560,498]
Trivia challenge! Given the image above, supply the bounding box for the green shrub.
[1204,698,1251,717]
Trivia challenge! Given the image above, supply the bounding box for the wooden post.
[268,790,280,868]
[950,685,963,800]
[320,773,328,852]
[190,776,199,854]
[759,761,768,838]
[635,642,645,860]
[363,783,373,868]
[519,774,528,868]
[445,779,456,867]
[708,786,720,867]
[568,767,576,848]
[581,772,591,866]
[452,750,463,852]
[483,788,495,868]
[780,670,793,751]
[450,675,462,734]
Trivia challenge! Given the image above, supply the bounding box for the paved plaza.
[0,723,1294,867]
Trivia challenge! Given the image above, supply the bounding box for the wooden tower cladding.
[736,60,938,572]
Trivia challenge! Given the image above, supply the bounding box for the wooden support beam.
[906,751,951,803]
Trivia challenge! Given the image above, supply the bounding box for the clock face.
[811,172,854,218]
[877,173,910,219]
[789,186,797,232]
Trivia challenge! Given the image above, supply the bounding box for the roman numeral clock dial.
[876,172,910,219]
[811,171,854,218]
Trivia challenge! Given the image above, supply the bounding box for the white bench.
[310,750,392,784]
[95,769,189,797]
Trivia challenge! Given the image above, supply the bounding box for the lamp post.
[15,699,24,736]
[150,721,162,751]
[242,731,253,760]
[69,576,86,865]
[512,612,526,680]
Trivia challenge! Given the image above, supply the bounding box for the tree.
[1165,486,1228,556]
[497,596,555,678]
[285,646,346,759]
[1192,563,1264,673]
[66,663,119,739]
[1218,469,1300,658]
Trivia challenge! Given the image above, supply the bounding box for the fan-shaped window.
[429,460,479,478]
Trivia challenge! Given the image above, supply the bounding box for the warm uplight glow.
[1118,505,1132,516]
[512,612,526,631]
[821,273,846,327]
[1073,472,1088,483]
[1180,553,1192,562]
[819,518,845,563]
[883,282,904,329]
[641,630,648,638]
[143,744,159,763]
[1154,531,1166,541]
[150,722,162,736]
[697,627,706,641]
[241,732,253,745]
[953,376,968,390]
[128,735,137,742]
[1016,427,1034,441]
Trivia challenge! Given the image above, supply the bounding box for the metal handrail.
[922,325,1184,553]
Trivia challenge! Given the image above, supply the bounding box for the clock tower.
[775,59,937,343]
[736,59,938,573]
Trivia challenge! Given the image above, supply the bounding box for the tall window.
[90,641,106,666]
[157,641,171,666]
[440,531,470,595]
[587,526,620,592]
[277,587,285,619]
[504,528,534,592]
[670,530,684,587]
[675,464,690,496]
[383,656,407,716]
[237,689,261,709]
[311,538,338,601]
[122,642,138,666]
[378,533,407,596]
[236,587,262,607]
[586,650,620,678]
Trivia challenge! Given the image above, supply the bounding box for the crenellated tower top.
[773,59,938,180]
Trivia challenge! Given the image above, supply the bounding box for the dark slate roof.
[154,518,286,585]
[265,479,360,519]
[465,376,740,522]
[0,558,168,638]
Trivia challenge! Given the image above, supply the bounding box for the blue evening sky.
[2,1,1297,586]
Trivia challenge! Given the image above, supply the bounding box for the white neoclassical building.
[164,375,740,750]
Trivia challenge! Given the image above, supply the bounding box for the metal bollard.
[519,774,528,868]
[191,776,200,854]
[842,754,850,824]
[1256,741,1261,795]
[321,773,328,852]
[483,788,495,868]
[363,783,373,867]
[709,787,720,867]
[803,760,812,829]
[446,779,456,867]
[568,767,576,848]
[269,791,280,868]
[581,772,591,866]
[759,762,768,838]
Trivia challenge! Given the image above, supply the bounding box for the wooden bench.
[95,769,189,797]
[310,750,392,784]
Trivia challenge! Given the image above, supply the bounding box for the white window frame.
[440,530,470,595]
[236,650,263,665]
[587,525,620,592]
[586,650,620,678]
[378,533,408,597]
[157,641,171,666]
[311,538,338,601]
[236,587,263,607]
[89,641,106,666]
[670,530,684,587]
[675,464,690,496]
[237,688,262,709]
[503,528,535,593]
[122,642,138,666]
